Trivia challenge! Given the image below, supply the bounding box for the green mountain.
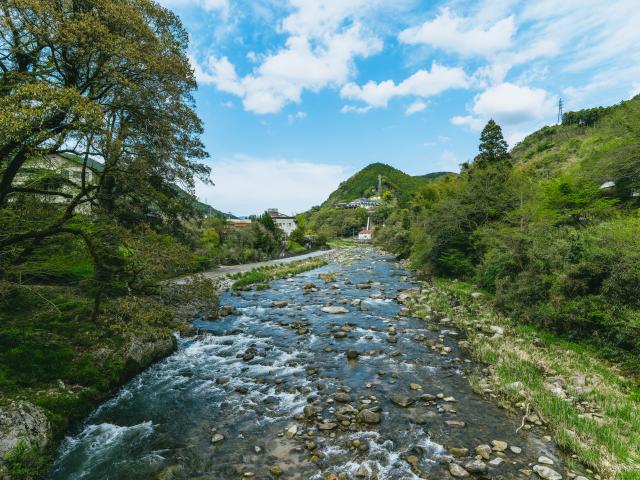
[324,163,452,206]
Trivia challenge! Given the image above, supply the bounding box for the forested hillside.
[324,163,451,206]
[300,163,452,239]
[377,95,640,364]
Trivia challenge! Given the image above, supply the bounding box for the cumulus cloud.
[194,0,383,114]
[452,82,556,131]
[340,63,469,108]
[631,82,640,98]
[340,105,372,114]
[195,156,351,216]
[405,100,427,115]
[398,7,515,57]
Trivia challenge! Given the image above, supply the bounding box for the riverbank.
[0,253,332,479]
[400,277,640,480]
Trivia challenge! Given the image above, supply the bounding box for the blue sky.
[157,0,640,216]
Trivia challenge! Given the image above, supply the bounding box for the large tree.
[0,0,210,316]
[473,119,511,168]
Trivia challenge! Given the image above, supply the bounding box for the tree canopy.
[0,0,210,317]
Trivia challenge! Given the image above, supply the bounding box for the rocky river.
[49,248,572,480]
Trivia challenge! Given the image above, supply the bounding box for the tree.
[473,119,511,168]
[0,0,209,319]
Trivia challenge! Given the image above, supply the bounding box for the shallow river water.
[50,249,571,480]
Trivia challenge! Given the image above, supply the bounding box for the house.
[267,208,297,236]
[358,229,372,241]
[11,153,102,212]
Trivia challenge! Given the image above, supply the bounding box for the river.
[50,247,569,480]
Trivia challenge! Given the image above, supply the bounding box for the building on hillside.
[346,198,380,210]
[358,229,372,241]
[12,153,102,212]
[267,208,297,236]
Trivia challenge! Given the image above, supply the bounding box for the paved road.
[172,249,332,285]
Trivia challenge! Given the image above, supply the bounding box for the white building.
[358,229,372,241]
[267,208,297,236]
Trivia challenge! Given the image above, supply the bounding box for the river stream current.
[50,248,570,480]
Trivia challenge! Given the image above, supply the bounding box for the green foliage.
[286,239,305,254]
[376,98,640,362]
[3,439,46,480]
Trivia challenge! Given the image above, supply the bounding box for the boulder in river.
[346,349,359,360]
[358,409,381,424]
[449,463,469,477]
[272,301,288,308]
[322,306,349,314]
[533,465,562,480]
[475,444,492,460]
[390,394,414,408]
[464,459,487,473]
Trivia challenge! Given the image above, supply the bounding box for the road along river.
[50,247,572,480]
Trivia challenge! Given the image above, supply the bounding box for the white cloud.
[398,7,516,57]
[287,111,307,124]
[451,115,485,131]
[453,82,555,131]
[405,100,427,115]
[340,105,372,114]
[630,82,640,99]
[196,156,351,215]
[194,1,383,114]
[340,63,469,108]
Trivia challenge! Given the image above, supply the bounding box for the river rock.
[286,425,298,438]
[346,349,360,360]
[449,463,469,477]
[510,445,522,454]
[322,306,349,314]
[538,456,554,465]
[449,447,469,457]
[390,394,414,407]
[445,420,466,428]
[334,331,348,339]
[211,433,224,443]
[465,459,487,473]
[304,405,323,418]
[317,421,337,431]
[0,401,51,460]
[355,465,369,478]
[489,457,504,467]
[491,440,508,451]
[356,283,371,289]
[272,301,288,308]
[270,465,283,476]
[533,465,562,480]
[334,392,351,403]
[358,409,381,424]
[475,445,492,459]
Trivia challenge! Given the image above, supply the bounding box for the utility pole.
[557,98,563,125]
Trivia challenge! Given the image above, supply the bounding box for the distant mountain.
[323,163,453,206]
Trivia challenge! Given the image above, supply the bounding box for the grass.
[407,278,640,480]
[229,257,328,289]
